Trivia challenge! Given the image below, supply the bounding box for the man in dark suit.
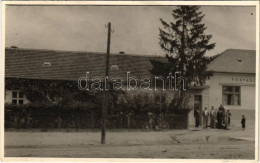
[194,107,200,127]
[217,105,224,129]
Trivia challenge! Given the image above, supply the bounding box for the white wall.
[208,73,255,110]
[5,90,12,104]
[241,85,255,110]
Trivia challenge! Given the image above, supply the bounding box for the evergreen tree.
[150,6,215,109]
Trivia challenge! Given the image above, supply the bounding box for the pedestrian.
[194,107,200,128]
[203,107,209,128]
[217,105,224,129]
[227,110,231,128]
[217,109,221,129]
[241,115,246,131]
[223,109,229,129]
[221,105,226,128]
[210,106,216,128]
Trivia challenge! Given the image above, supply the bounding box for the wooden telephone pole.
[101,22,111,144]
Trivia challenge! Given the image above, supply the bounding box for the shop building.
[188,49,256,125]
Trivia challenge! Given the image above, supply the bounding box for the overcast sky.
[5,5,256,56]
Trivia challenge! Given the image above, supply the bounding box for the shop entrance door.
[194,95,202,125]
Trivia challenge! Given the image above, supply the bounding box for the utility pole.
[101,22,111,144]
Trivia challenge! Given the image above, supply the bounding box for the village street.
[4,126,255,159]
[4,109,255,159]
[3,3,257,162]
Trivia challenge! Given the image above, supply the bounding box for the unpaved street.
[4,127,255,159]
[5,142,254,159]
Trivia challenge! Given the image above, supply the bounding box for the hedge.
[5,104,188,129]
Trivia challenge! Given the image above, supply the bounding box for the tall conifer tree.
[151,6,215,109]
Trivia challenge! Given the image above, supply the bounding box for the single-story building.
[5,47,199,107]
[187,49,256,125]
[4,47,256,128]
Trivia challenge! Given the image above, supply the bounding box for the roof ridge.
[5,47,107,55]
[5,47,164,58]
[225,48,256,52]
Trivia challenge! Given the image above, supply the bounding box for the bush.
[4,103,188,129]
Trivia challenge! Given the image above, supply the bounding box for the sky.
[5,5,256,57]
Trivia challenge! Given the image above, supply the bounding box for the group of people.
[194,105,232,129]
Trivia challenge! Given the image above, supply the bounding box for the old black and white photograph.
[1,1,259,161]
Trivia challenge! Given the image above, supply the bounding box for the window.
[12,91,24,105]
[222,86,240,105]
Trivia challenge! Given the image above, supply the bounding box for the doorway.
[194,95,202,125]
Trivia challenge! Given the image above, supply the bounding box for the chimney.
[111,65,118,70]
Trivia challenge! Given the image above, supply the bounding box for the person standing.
[217,106,223,129]
[203,107,209,128]
[221,105,226,128]
[223,109,228,129]
[241,115,246,131]
[227,110,231,128]
[194,107,200,128]
[210,106,216,128]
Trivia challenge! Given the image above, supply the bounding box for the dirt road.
[5,140,254,159]
[4,128,255,159]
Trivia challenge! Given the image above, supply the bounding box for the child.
[241,115,246,131]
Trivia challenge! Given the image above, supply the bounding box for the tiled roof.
[5,48,256,82]
[5,48,167,81]
[207,49,256,74]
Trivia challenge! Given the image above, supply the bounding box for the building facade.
[5,48,256,128]
[188,49,256,126]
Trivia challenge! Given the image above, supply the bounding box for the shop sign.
[231,77,255,83]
